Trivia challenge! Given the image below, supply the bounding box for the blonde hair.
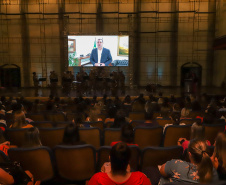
[12,111,27,128]
[181,107,190,117]
[215,132,226,169]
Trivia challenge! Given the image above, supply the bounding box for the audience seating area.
[1,94,226,184]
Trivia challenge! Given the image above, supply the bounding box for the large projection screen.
[68,35,129,67]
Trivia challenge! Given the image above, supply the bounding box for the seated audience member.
[191,99,202,111]
[211,132,226,180]
[172,103,181,112]
[163,112,185,132]
[110,116,127,128]
[85,104,102,122]
[111,124,138,147]
[178,121,211,151]
[180,106,191,119]
[159,139,219,184]
[184,96,192,110]
[105,106,117,123]
[0,168,14,184]
[61,123,86,145]
[89,142,151,185]
[23,127,42,148]
[10,111,33,129]
[123,95,132,105]
[203,106,217,124]
[0,114,6,132]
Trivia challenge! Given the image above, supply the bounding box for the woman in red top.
[88,142,151,185]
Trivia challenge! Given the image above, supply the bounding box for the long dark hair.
[188,139,213,183]
[110,142,131,175]
[121,124,134,144]
[62,123,80,145]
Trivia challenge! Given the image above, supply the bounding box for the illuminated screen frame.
[68,35,129,67]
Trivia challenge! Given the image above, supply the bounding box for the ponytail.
[188,139,213,183]
[197,151,213,183]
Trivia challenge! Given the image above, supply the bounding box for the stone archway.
[0,64,21,88]
[181,63,202,93]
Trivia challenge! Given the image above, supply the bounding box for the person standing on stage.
[49,71,58,96]
[90,38,112,66]
[32,72,39,96]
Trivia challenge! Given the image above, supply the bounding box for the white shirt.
[97,48,103,63]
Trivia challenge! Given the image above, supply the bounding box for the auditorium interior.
[0,0,226,184]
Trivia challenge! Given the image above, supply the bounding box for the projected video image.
[68,35,129,67]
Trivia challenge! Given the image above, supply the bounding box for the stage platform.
[0,86,225,99]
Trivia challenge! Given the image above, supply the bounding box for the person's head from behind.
[170,112,180,125]
[63,123,80,145]
[181,107,190,118]
[214,132,226,169]
[113,116,127,128]
[97,38,103,50]
[173,103,181,112]
[13,111,26,128]
[190,121,205,140]
[145,111,153,121]
[107,106,117,119]
[110,142,131,175]
[188,139,213,183]
[24,127,42,147]
[121,124,134,144]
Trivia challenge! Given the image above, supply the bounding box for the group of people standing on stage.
[75,68,125,96]
[62,71,75,96]
[32,68,125,96]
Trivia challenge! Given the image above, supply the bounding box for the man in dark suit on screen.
[90,38,112,66]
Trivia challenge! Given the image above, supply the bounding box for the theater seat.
[54,145,96,182]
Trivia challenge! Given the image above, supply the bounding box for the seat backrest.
[153,112,161,119]
[54,145,96,181]
[163,125,191,147]
[131,101,145,112]
[8,146,55,182]
[97,145,140,172]
[156,119,172,127]
[105,122,114,128]
[26,113,46,122]
[88,121,104,131]
[31,121,53,128]
[134,126,163,149]
[140,146,183,170]
[97,146,111,171]
[204,124,226,145]
[179,118,201,125]
[39,127,65,148]
[45,113,66,122]
[131,120,145,128]
[79,128,101,149]
[189,111,204,118]
[129,112,145,120]
[5,128,30,147]
[104,128,121,146]
[66,113,76,122]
